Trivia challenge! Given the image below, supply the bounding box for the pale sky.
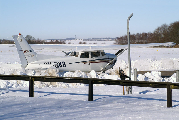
[0,0,178,39]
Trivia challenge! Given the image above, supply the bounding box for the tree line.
[0,39,14,44]
[115,21,179,44]
[0,35,42,44]
[0,35,66,44]
[25,35,66,44]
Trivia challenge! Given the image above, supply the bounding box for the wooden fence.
[0,74,179,108]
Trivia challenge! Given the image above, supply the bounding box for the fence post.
[134,68,137,81]
[88,80,93,101]
[123,86,125,95]
[176,70,179,82]
[29,77,34,97]
[167,84,172,107]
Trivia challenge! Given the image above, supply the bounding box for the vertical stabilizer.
[13,33,37,68]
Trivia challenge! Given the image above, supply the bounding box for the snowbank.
[0,45,179,89]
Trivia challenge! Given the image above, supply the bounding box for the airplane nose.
[106,53,117,64]
[106,53,116,59]
[110,54,117,59]
[101,53,117,71]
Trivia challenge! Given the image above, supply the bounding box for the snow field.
[1,44,179,119]
[1,86,179,119]
[1,45,179,88]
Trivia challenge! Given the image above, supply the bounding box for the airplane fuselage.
[26,51,117,72]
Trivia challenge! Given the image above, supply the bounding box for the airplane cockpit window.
[70,52,79,57]
[80,52,89,58]
[101,52,106,56]
[91,51,100,58]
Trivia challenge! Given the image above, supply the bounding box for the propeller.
[115,49,126,56]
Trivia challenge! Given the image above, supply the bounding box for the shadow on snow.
[8,89,179,107]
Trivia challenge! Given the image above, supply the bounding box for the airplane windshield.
[101,52,106,56]
[80,52,89,58]
[70,52,79,57]
[91,51,100,58]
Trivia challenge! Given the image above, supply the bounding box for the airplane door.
[90,51,102,71]
[80,52,91,71]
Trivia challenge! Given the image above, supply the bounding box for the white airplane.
[12,33,125,72]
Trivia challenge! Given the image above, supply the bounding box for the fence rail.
[136,70,179,78]
[0,74,179,108]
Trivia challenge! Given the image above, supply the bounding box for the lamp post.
[127,13,133,94]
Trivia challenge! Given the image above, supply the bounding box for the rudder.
[13,33,37,68]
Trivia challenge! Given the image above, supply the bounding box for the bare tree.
[168,21,179,44]
[25,35,37,44]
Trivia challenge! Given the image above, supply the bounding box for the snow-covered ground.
[65,40,115,45]
[0,44,179,119]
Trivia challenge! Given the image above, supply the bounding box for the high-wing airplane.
[12,33,125,72]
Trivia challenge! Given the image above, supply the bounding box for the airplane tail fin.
[12,33,37,68]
